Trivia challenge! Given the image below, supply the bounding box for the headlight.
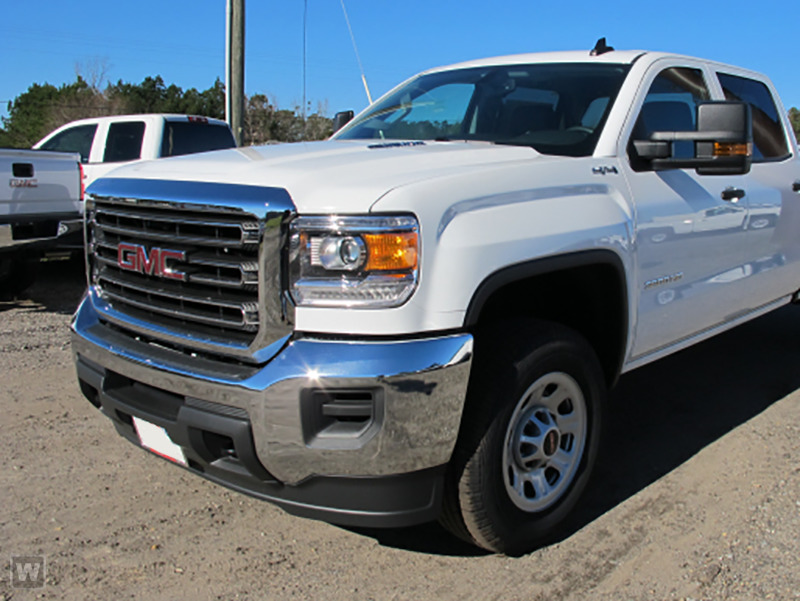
[289,215,419,308]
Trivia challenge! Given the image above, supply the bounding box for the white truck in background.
[34,114,236,189]
[71,44,800,555]
[1,148,82,295]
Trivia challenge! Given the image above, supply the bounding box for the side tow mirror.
[633,101,753,175]
[332,110,355,133]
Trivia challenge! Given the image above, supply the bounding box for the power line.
[303,0,307,127]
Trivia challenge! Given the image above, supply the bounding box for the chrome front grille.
[85,178,296,361]
[93,204,262,247]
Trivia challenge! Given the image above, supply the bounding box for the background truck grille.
[90,198,262,346]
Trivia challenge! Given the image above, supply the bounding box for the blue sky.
[2,0,798,126]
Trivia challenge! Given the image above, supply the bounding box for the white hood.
[97,140,543,213]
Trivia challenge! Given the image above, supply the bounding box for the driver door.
[622,64,751,361]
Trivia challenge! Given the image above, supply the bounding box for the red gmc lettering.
[117,242,139,271]
[158,249,187,280]
[117,243,186,280]
[136,245,158,275]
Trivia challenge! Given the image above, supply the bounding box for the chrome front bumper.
[71,295,473,525]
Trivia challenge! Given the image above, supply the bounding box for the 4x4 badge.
[592,165,618,175]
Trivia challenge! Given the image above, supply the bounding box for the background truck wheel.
[0,253,41,298]
[441,320,605,555]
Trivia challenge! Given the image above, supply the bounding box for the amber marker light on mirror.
[713,142,752,157]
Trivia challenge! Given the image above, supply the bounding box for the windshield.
[336,63,630,157]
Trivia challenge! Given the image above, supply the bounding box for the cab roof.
[423,49,748,76]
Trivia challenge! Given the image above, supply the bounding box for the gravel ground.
[1,259,798,600]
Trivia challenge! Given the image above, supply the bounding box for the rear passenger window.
[717,73,789,160]
[104,121,145,163]
[39,124,97,163]
[160,121,236,157]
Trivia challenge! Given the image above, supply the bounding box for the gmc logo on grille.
[117,243,187,281]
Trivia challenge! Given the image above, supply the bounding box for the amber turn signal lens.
[363,232,418,271]
[713,142,752,157]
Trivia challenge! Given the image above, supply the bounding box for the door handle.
[721,187,746,202]
[793,181,800,193]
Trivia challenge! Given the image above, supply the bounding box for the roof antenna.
[590,37,614,56]
[340,0,373,104]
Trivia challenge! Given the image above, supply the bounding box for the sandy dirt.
[1,258,799,600]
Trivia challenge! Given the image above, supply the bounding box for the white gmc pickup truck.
[34,114,236,189]
[71,45,800,554]
[1,148,82,295]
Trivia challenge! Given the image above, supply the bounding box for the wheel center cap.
[543,429,560,457]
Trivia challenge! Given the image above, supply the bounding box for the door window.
[629,67,710,168]
[103,121,145,163]
[717,73,789,160]
[39,124,97,163]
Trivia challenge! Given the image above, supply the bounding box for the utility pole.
[226,0,245,146]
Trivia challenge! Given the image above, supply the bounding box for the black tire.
[0,254,41,298]
[440,320,605,555]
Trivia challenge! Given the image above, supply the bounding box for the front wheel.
[441,321,605,555]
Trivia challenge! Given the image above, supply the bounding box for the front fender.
[296,157,636,337]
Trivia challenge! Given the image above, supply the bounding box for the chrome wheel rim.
[502,371,587,512]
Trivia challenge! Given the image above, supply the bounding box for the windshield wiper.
[433,137,498,144]
[494,140,538,148]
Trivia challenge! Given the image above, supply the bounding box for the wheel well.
[465,253,627,387]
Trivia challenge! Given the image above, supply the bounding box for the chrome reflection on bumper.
[72,295,473,484]
[0,217,82,248]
